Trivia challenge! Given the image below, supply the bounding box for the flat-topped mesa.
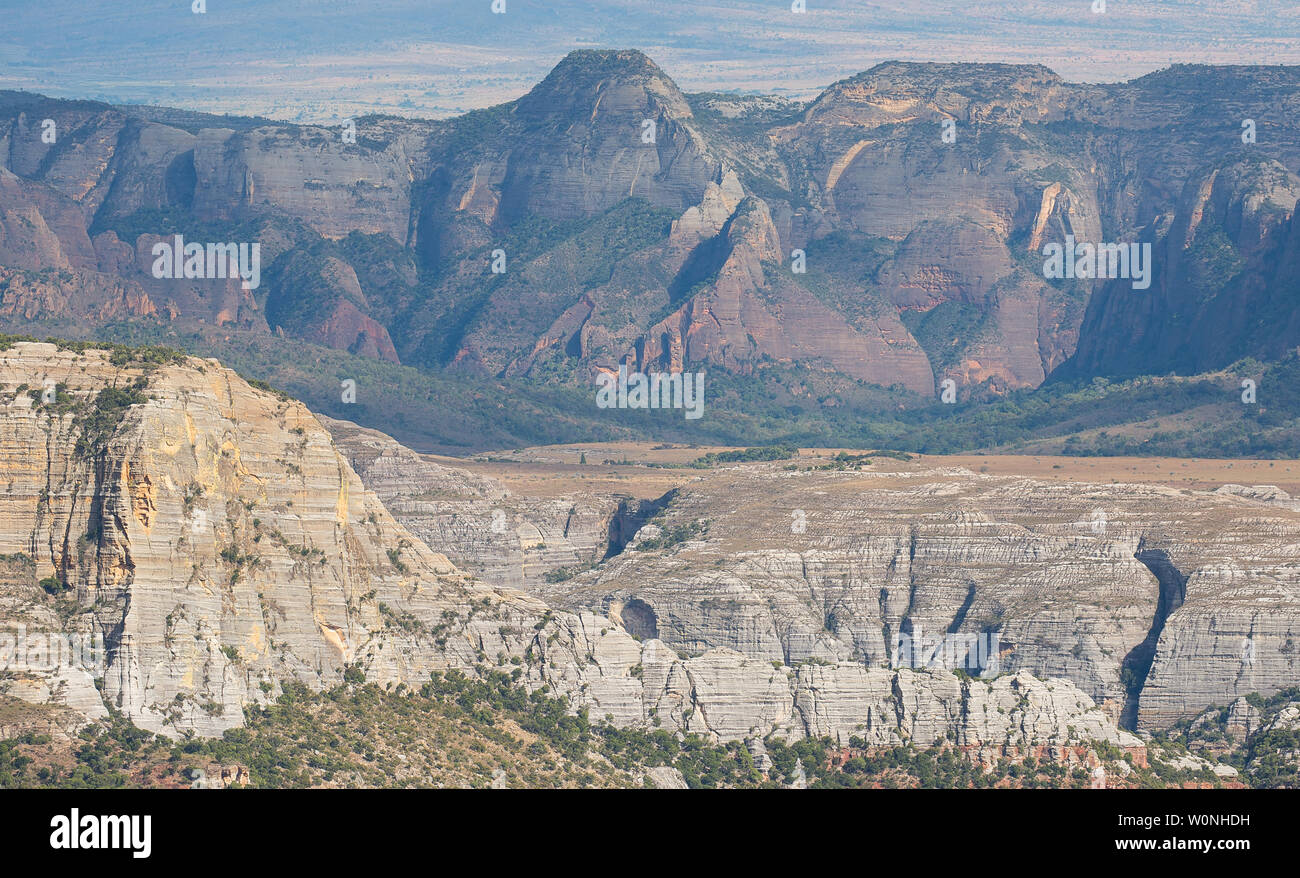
[518,463,1300,733]
[801,61,1067,129]
[837,60,1064,92]
[0,341,1138,757]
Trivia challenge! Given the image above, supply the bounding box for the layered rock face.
[1065,158,1300,377]
[633,196,936,392]
[189,126,411,242]
[0,94,413,349]
[322,415,1300,735]
[0,341,488,735]
[323,416,619,591]
[520,463,1300,732]
[0,342,1138,755]
[0,168,98,271]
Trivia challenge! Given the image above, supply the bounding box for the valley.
[4,38,1300,794]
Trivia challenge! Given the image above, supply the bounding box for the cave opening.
[622,598,659,641]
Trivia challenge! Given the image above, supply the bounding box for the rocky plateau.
[0,341,1159,764]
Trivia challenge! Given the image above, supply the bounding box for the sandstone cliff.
[0,342,1139,758]
[321,419,1300,736]
[510,462,1300,733]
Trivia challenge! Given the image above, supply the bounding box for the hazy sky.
[2,0,1298,120]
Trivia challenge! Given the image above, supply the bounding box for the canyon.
[0,340,1292,785]
[0,340,1166,764]
[3,51,1300,787]
[329,427,1300,736]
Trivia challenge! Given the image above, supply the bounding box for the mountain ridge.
[4,51,1300,451]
